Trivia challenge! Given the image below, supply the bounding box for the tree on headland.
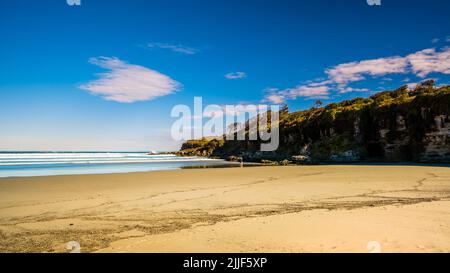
[411,79,435,95]
[314,100,323,108]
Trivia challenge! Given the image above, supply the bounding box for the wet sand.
[0,165,449,253]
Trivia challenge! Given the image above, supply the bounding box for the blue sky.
[1,0,449,151]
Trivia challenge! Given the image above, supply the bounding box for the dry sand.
[0,165,449,253]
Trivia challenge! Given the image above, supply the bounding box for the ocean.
[0,152,229,178]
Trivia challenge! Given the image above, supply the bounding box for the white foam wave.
[0,152,218,167]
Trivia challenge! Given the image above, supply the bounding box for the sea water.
[0,152,227,177]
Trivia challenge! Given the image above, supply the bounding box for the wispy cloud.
[337,87,370,94]
[328,47,450,84]
[432,36,450,44]
[406,82,419,90]
[146,42,197,55]
[225,72,247,79]
[80,57,180,103]
[326,56,408,85]
[431,38,440,44]
[408,48,450,77]
[264,47,450,103]
[264,84,330,103]
[264,94,286,104]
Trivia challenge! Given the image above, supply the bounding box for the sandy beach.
[0,165,449,253]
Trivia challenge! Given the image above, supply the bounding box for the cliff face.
[420,115,450,162]
[178,82,450,163]
[366,113,450,163]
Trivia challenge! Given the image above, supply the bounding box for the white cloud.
[407,48,450,77]
[263,83,330,103]
[305,80,332,87]
[326,56,408,84]
[326,47,450,83]
[80,57,180,103]
[406,82,418,90]
[286,85,330,99]
[264,94,285,104]
[225,72,247,79]
[263,47,450,103]
[338,86,370,94]
[146,42,197,55]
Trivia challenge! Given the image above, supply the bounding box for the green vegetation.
[176,137,224,157]
[178,81,450,163]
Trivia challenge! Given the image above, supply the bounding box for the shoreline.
[2,160,450,179]
[0,165,449,253]
[0,152,235,178]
